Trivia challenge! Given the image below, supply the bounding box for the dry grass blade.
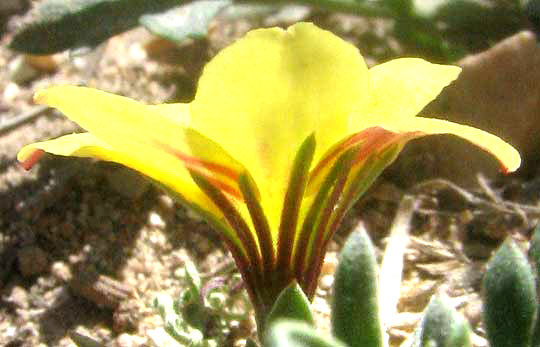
[379,194,418,346]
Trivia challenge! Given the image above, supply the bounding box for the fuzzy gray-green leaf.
[265,320,347,347]
[332,229,382,347]
[483,238,537,347]
[413,295,471,347]
[266,281,315,329]
[140,0,231,43]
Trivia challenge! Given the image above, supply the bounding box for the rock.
[116,333,134,347]
[4,286,29,309]
[8,55,39,84]
[17,245,48,277]
[106,166,150,199]
[388,31,540,187]
[0,0,26,13]
[24,54,59,73]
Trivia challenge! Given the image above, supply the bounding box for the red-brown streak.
[304,168,349,298]
[21,149,45,170]
[157,142,240,180]
[309,127,393,186]
[189,168,243,201]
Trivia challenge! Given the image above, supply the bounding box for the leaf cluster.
[266,224,540,347]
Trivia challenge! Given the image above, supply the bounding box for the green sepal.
[483,238,537,347]
[266,281,315,329]
[331,229,383,347]
[276,134,316,278]
[265,320,347,347]
[412,295,471,347]
[140,0,232,43]
[239,171,274,276]
[294,144,358,289]
[9,0,181,54]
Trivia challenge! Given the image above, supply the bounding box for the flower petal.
[191,22,369,232]
[379,117,521,173]
[358,58,460,127]
[30,85,250,203]
[150,103,190,125]
[17,132,222,214]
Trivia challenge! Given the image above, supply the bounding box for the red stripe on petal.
[157,142,240,180]
[310,127,393,185]
[194,169,244,201]
[20,149,45,170]
[156,142,243,200]
[354,130,423,165]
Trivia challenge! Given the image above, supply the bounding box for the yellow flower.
[18,23,519,319]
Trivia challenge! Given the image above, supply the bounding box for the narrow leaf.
[69,331,104,347]
[529,223,540,277]
[10,0,182,54]
[483,238,537,347]
[140,0,232,43]
[413,295,471,347]
[379,195,416,331]
[266,281,315,330]
[265,320,347,347]
[332,227,383,347]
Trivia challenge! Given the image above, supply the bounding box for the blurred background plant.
[265,220,540,347]
[7,0,537,63]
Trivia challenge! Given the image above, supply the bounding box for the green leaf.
[246,337,259,347]
[265,320,347,347]
[529,224,540,278]
[412,295,471,347]
[483,238,537,347]
[331,229,383,347]
[9,0,182,54]
[139,0,231,43]
[69,331,104,347]
[184,259,202,292]
[266,281,315,329]
[529,224,540,347]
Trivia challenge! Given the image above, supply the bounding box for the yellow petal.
[358,58,461,127]
[191,22,369,233]
[150,103,190,125]
[17,132,222,214]
[31,85,247,203]
[379,117,521,173]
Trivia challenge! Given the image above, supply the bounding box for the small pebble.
[3,82,20,102]
[9,55,39,84]
[24,54,59,73]
[5,286,28,309]
[116,333,134,347]
[320,274,334,291]
[148,212,166,229]
[320,253,338,276]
